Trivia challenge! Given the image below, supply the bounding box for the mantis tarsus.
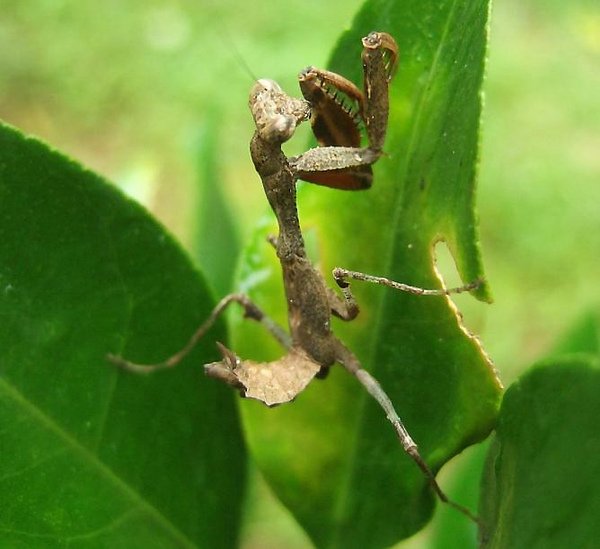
[109,31,482,525]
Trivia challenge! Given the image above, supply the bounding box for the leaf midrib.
[329,1,463,546]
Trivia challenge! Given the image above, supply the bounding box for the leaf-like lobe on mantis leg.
[205,343,321,407]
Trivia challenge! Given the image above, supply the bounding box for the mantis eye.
[253,78,282,93]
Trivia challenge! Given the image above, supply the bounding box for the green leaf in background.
[0,123,246,548]
[548,310,600,357]
[193,108,241,297]
[480,353,600,548]
[232,0,502,547]
[429,441,491,548]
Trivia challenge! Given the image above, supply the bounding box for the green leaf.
[480,355,600,548]
[193,108,241,297]
[430,442,491,548]
[0,123,246,548]
[549,310,600,357]
[232,0,501,547]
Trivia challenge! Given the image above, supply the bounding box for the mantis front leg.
[296,31,398,189]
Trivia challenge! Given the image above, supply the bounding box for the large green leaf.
[480,355,600,548]
[0,123,246,548]
[480,313,600,548]
[232,0,501,547]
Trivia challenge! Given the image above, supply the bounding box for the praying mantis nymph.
[109,31,482,525]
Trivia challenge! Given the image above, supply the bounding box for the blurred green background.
[1,0,597,547]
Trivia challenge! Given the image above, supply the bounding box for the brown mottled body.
[249,126,340,368]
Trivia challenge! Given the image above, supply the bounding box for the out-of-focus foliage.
[0,0,363,244]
